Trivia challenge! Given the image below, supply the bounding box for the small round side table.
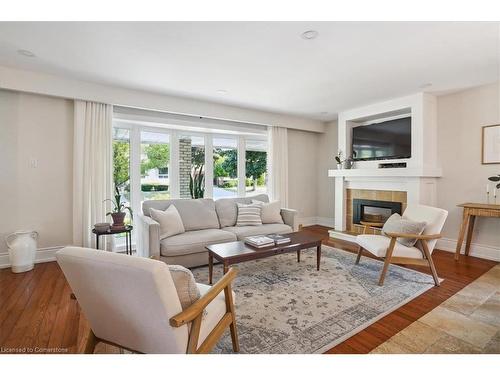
[92,225,133,255]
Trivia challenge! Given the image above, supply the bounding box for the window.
[245,138,267,197]
[213,137,238,199]
[112,127,131,247]
[140,131,170,202]
[112,116,270,233]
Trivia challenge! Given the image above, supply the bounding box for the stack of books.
[266,234,291,245]
[244,234,291,248]
[244,235,275,248]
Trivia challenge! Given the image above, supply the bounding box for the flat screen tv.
[352,117,411,161]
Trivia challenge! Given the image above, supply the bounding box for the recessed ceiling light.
[301,30,318,40]
[419,83,432,89]
[216,89,228,94]
[17,49,35,57]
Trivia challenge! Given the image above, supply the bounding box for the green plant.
[335,150,344,165]
[488,174,500,189]
[104,186,133,218]
[141,183,169,192]
[189,145,205,199]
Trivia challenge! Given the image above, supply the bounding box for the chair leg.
[224,284,240,353]
[421,240,440,286]
[84,330,98,354]
[378,237,397,286]
[355,246,363,264]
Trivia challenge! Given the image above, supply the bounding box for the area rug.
[191,245,437,354]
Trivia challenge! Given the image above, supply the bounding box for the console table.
[454,203,500,260]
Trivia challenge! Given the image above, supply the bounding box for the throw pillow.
[236,203,262,226]
[150,205,185,240]
[382,213,426,247]
[168,265,201,310]
[252,200,284,224]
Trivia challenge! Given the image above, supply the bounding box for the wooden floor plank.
[0,225,496,354]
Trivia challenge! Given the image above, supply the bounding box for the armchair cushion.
[150,205,185,240]
[382,213,426,247]
[252,200,284,224]
[356,234,424,259]
[168,265,201,310]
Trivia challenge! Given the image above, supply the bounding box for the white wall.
[0,90,74,254]
[287,129,319,222]
[316,121,337,223]
[437,82,500,249]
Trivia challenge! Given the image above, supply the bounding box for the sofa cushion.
[143,198,220,231]
[160,229,237,257]
[221,223,292,240]
[150,206,185,240]
[236,203,262,226]
[252,200,284,224]
[215,194,270,227]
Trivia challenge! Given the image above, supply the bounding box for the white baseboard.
[437,238,500,262]
[298,216,335,228]
[0,246,63,269]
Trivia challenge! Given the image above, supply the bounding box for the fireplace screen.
[353,199,402,225]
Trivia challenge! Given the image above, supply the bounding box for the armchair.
[56,247,239,354]
[355,205,448,286]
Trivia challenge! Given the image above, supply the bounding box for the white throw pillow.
[236,203,262,226]
[382,213,426,247]
[168,265,201,310]
[252,200,284,224]
[150,205,185,240]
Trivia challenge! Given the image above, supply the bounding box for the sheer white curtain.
[73,100,113,249]
[268,126,288,206]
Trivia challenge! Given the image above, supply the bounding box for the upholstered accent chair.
[355,205,448,286]
[56,247,239,354]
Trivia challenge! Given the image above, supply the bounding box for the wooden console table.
[454,203,500,260]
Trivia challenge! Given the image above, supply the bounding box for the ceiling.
[0,22,498,121]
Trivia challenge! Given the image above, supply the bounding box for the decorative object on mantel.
[335,150,344,169]
[486,175,500,204]
[104,186,133,229]
[335,150,356,170]
[482,124,500,164]
[454,202,500,261]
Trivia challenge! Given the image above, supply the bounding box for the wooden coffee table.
[205,231,323,284]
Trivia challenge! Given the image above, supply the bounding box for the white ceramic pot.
[5,230,38,273]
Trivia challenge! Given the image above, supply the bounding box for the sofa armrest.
[137,214,161,259]
[280,208,299,231]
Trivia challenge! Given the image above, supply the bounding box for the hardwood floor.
[0,225,497,354]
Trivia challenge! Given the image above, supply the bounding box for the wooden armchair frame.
[84,268,240,354]
[356,228,442,287]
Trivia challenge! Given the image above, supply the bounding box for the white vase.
[337,164,343,170]
[5,230,38,273]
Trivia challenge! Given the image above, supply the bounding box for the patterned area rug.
[191,245,437,354]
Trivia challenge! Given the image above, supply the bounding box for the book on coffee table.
[266,234,291,245]
[244,235,275,248]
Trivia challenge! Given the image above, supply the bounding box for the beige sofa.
[137,194,298,268]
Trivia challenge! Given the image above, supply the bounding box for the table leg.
[223,262,229,275]
[208,253,213,285]
[455,209,469,261]
[297,250,301,263]
[316,244,321,271]
[129,231,132,255]
[125,232,129,255]
[96,234,99,250]
[465,215,476,256]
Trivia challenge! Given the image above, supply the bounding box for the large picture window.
[112,117,270,247]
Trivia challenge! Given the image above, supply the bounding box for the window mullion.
[237,135,246,197]
[204,135,213,198]
[170,130,180,198]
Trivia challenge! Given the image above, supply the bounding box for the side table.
[454,203,500,260]
[92,225,133,255]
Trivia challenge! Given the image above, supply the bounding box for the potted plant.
[335,151,344,169]
[104,186,133,228]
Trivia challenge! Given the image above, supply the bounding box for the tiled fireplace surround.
[346,189,407,234]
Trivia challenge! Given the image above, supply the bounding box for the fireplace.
[353,199,402,225]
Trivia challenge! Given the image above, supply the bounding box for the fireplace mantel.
[328,168,442,178]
